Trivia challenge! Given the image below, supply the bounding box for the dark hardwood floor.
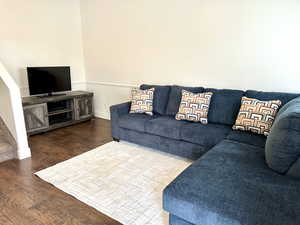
[0,118,123,225]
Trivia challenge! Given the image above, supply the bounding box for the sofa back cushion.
[140,84,171,115]
[265,97,300,178]
[166,85,204,116]
[204,88,245,125]
[246,90,300,106]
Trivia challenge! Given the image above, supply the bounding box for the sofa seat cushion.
[181,123,231,148]
[145,116,190,140]
[163,140,300,225]
[169,215,194,225]
[246,90,300,106]
[226,130,266,148]
[119,113,155,132]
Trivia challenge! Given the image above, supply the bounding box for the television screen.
[27,66,71,95]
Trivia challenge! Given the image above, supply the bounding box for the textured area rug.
[35,141,192,225]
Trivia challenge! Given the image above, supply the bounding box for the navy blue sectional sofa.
[110,84,300,225]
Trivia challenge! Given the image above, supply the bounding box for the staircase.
[0,117,16,163]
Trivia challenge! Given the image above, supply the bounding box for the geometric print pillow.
[233,97,282,136]
[130,88,155,116]
[175,90,213,124]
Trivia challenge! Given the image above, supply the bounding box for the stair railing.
[0,62,31,159]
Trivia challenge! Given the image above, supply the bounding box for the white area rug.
[35,141,192,225]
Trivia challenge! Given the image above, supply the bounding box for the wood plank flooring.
[0,118,123,225]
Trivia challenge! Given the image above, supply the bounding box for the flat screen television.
[27,66,71,96]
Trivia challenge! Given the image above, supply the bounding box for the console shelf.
[48,109,73,116]
[22,91,94,136]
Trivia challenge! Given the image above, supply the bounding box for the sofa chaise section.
[163,140,300,225]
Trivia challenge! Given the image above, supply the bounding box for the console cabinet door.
[23,103,49,134]
[74,96,93,120]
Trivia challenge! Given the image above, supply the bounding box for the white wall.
[80,0,300,119]
[0,0,85,159]
[1,0,300,120]
[0,0,86,96]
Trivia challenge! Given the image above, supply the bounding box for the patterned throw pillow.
[175,90,213,124]
[233,97,282,136]
[130,88,155,115]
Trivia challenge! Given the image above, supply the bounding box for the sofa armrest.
[265,96,300,178]
[110,102,131,139]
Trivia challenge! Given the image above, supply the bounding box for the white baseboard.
[94,110,110,120]
[86,81,138,88]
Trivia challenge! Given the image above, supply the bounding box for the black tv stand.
[22,91,94,136]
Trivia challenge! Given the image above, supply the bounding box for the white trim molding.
[86,81,139,88]
[71,81,87,91]
[72,81,86,85]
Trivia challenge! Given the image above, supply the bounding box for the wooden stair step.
[0,150,15,163]
[0,140,14,154]
[0,117,17,162]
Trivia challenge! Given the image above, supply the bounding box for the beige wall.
[1,1,300,120]
[81,0,300,90]
[80,0,300,119]
[0,0,86,95]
